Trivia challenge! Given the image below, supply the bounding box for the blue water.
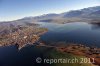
[36,22,100,47]
[0,22,100,65]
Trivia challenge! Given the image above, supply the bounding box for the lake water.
[0,22,100,66]
[36,22,100,47]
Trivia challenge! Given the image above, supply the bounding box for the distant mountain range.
[32,6,100,23]
[0,6,100,24]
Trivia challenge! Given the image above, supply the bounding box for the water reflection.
[91,23,100,30]
[37,22,100,47]
[0,45,19,66]
[0,22,100,66]
[0,45,44,66]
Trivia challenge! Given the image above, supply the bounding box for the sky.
[0,0,100,21]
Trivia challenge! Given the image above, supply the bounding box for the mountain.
[61,10,87,18]
[0,6,100,24]
[89,10,100,17]
[81,6,100,13]
[33,6,100,23]
[33,13,59,22]
[60,6,100,18]
[34,13,59,19]
[38,6,100,18]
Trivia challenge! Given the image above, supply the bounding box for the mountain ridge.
[0,6,100,23]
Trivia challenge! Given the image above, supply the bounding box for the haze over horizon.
[0,0,100,21]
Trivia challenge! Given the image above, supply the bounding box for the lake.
[0,22,100,66]
[35,22,100,47]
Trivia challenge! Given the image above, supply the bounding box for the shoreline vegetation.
[14,43,100,66]
[38,42,100,65]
